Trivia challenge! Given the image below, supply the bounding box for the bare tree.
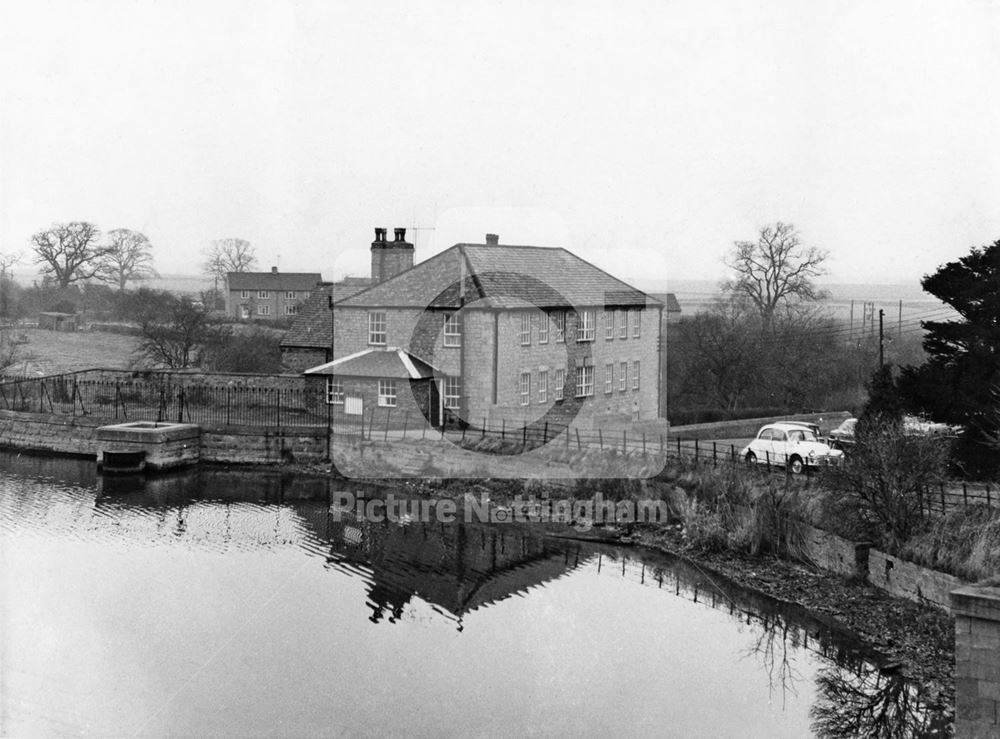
[124,288,221,369]
[723,222,828,329]
[0,251,21,319]
[203,238,256,283]
[95,229,157,290]
[31,222,107,288]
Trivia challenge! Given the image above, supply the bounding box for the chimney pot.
[374,227,387,243]
[271,266,278,274]
[394,227,406,242]
[485,233,499,246]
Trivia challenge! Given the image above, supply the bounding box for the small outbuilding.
[38,312,78,332]
[304,347,442,426]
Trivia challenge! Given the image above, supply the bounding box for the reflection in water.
[0,454,952,737]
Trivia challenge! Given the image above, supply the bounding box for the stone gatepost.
[951,584,1000,737]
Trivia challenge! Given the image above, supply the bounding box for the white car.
[740,422,844,474]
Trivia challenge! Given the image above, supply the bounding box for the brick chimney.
[271,266,278,274]
[371,226,414,283]
[485,233,499,246]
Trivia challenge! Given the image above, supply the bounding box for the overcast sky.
[1,0,998,288]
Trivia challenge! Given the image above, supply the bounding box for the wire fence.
[1,371,995,512]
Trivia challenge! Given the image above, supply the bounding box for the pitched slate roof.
[337,243,661,310]
[226,271,323,292]
[280,278,374,349]
[303,348,438,379]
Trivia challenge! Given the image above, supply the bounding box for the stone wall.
[868,549,965,611]
[951,585,1000,737]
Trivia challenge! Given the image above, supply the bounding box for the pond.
[0,452,950,737]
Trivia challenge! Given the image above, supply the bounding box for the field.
[3,328,140,376]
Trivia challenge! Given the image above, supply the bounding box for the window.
[632,360,640,390]
[368,312,386,345]
[444,377,460,409]
[258,290,269,299]
[553,311,566,343]
[618,309,628,339]
[285,291,296,299]
[575,365,594,397]
[444,313,461,347]
[538,370,548,403]
[519,372,531,405]
[520,313,531,345]
[633,309,641,338]
[303,292,310,299]
[378,379,397,407]
[619,361,628,391]
[554,369,565,400]
[605,311,615,340]
[605,363,614,393]
[241,290,250,299]
[576,309,595,342]
[326,378,344,405]
[257,304,270,315]
[538,312,549,344]
[284,304,299,315]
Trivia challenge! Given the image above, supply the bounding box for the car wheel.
[745,452,757,467]
[788,456,804,475]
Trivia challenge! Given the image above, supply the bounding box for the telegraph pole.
[878,309,885,367]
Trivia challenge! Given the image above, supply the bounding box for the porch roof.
[303,347,438,379]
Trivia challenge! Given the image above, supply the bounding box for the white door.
[345,396,363,416]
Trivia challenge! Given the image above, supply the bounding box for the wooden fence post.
[623,429,627,453]
[712,442,717,467]
[940,483,946,513]
[598,429,603,449]
[575,428,582,451]
[694,438,699,463]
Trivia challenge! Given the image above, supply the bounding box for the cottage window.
[285,291,296,299]
[520,313,531,345]
[519,372,531,405]
[258,290,269,299]
[326,378,344,405]
[619,361,628,391]
[444,377,460,409]
[378,379,397,407]
[303,291,311,299]
[618,309,628,339]
[538,312,549,344]
[241,290,250,299]
[554,368,565,401]
[284,304,299,315]
[538,370,548,403]
[553,311,566,343]
[443,313,461,347]
[576,309,595,342]
[257,304,270,316]
[605,363,614,394]
[633,309,641,338]
[368,312,387,345]
[575,365,594,398]
[632,360,640,390]
[605,311,614,340]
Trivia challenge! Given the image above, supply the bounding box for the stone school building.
[283,228,663,429]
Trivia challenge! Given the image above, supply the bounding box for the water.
[0,453,949,737]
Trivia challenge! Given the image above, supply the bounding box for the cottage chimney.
[271,266,278,274]
[371,225,414,283]
[485,233,499,246]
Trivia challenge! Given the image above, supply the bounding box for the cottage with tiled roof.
[293,228,663,429]
[225,267,323,321]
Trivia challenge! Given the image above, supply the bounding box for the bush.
[823,418,949,547]
[668,406,787,426]
[680,498,728,552]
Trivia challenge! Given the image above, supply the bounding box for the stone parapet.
[951,585,1000,737]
